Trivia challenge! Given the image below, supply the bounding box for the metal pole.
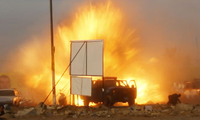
[102,41,104,104]
[50,0,56,105]
[196,37,199,59]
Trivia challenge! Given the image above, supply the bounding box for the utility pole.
[50,0,56,105]
[196,37,199,58]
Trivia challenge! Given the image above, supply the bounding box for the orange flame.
[11,1,168,105]
[57,1,166,105]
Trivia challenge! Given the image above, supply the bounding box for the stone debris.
[14,107,35,117]
[144,105,153,111]
[152,104,162,112]
[0,113,14,119]
[161,109,171,113]
[7,103,200,119]
[175,103,194,111]
[150,112,161,117]
[35,102,47,115]
[193,105,200,113]
[134,105,144,111]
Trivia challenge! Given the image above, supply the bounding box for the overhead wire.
[44,41,86,103]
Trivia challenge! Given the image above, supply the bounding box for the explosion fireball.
[57,1,166,105]
[10,1,168,105]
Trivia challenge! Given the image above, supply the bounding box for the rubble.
[7,103,200,119]
[35,102,47,115]
[175,103,194,111]
[144,105,153,111]
[150,112,161,117]
[0,113,14,119]
[14,107,35,117]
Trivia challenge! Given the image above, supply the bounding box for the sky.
[1,0,200,104]
[0,0,200,72]
[0,0,80,59]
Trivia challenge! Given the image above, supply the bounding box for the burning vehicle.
[81,77,137,106]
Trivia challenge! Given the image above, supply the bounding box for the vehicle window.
[129,80,136,88]
[0,90,15,96]
[119,81,127,87]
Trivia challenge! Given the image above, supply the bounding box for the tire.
[128,99,135,106]
[104,95,113,106]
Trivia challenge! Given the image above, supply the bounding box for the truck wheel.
[104,95,113,106]
[128,99,135,106]
[84,99,89,106]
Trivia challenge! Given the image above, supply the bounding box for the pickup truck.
[81,77,137,106]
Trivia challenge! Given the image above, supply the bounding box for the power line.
[43,41,86,103]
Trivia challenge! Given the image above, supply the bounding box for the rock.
[0,113,14,119]
[178,111,185,115]
[35,102,47,115]
[72,114,78,118]
[144,105,153,111]
[96,111,103,116]
[80,111,87,116]
[151,112,161,117]
[169,111,178,116]
[98,105,108,110]
[107,114,111,118]
[3,104,12,113]
[10,106,19,114]
[44,109,53,116]
[14,107,35,117]
[192,110,200,117]
[53,110,58,115]
[135,105,144,111]
[170,105,175,110]
[161,109,171,113]
[133,111,144,116]
[111,108,116,114]
[152,104,162,112]
[46,105,57,110]
[65,110,75,116]
[103,110,109,115]
[176,103,194,111]
[160,104,170,109]
[129,106,135,111]
[122,109,130,115]
[193,105,200,112]
[75,107,86,115]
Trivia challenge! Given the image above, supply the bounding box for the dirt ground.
[1,103,200,120]
[1,115,200,120]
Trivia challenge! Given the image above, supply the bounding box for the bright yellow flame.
[74,95,84,106]
[135,79,165,104]
[89,102,97,106]
[11,1,168,105]
[57,1,167,105]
